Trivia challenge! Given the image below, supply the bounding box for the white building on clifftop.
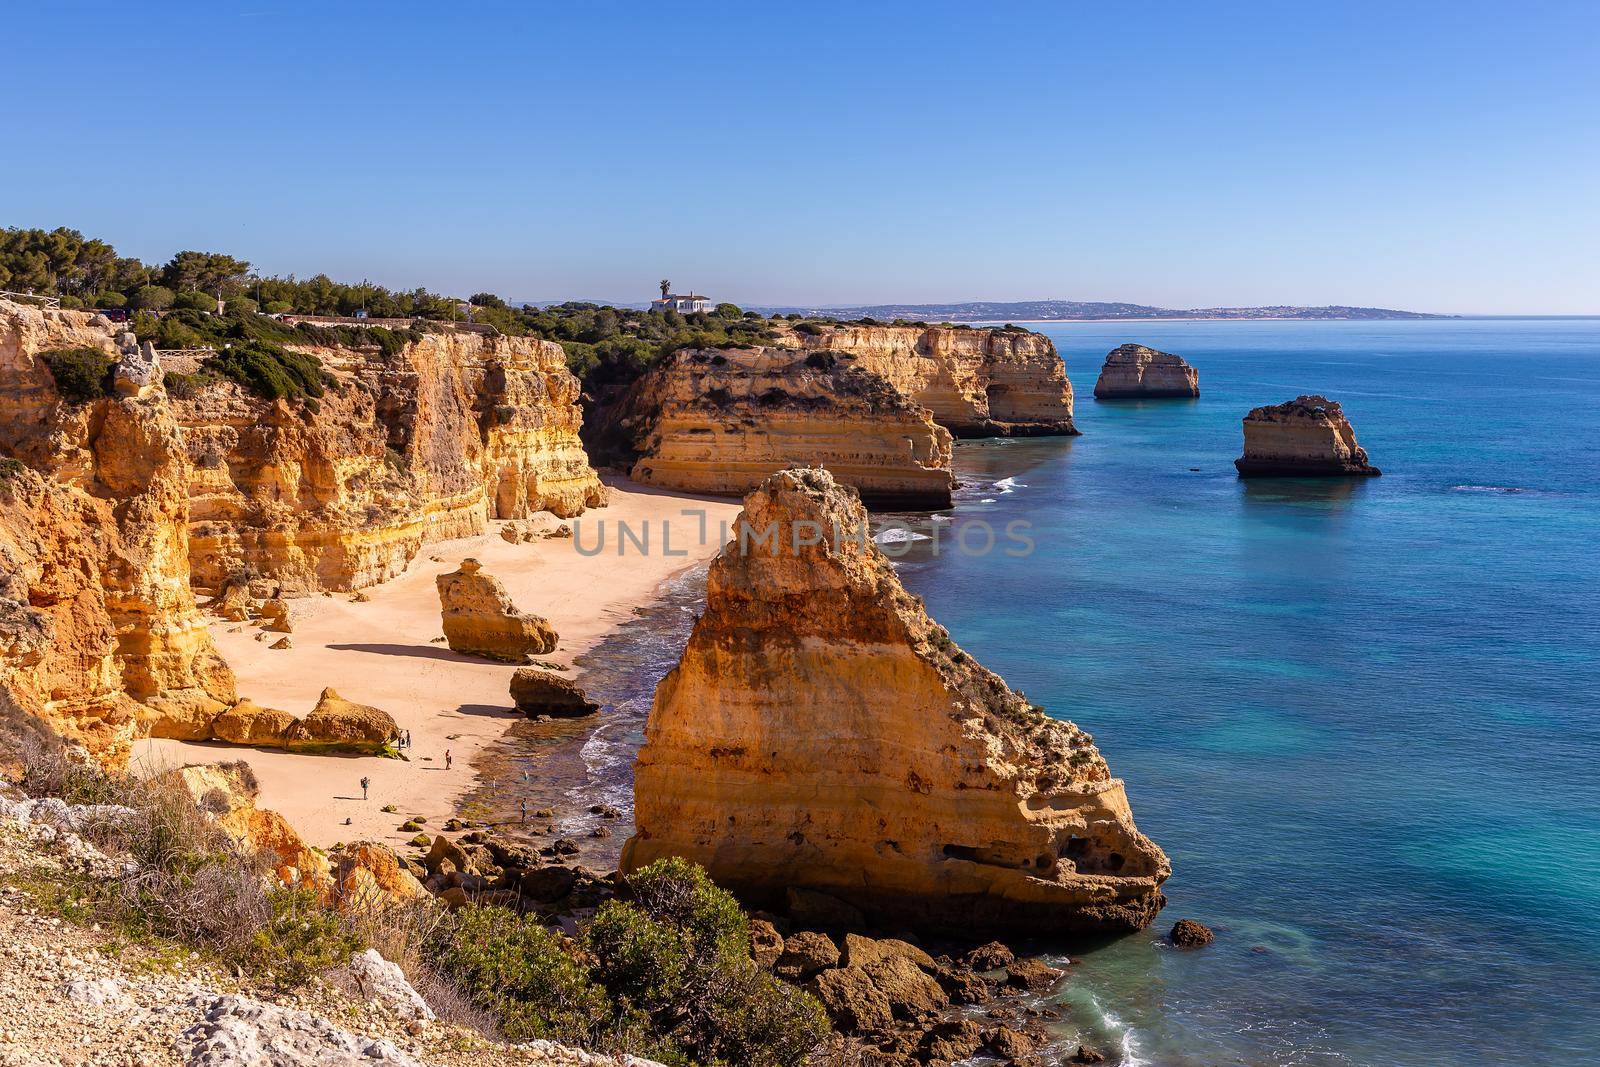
[650,279,712,314]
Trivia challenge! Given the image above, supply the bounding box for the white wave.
[873,528,932,544]
[1453,484,1527,494]
[979,497,997,504]
[993,476,1026,492]
[931,514,953,523]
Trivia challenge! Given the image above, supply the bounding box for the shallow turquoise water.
[888,319,1600,1065]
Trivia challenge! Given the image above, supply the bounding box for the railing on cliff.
[0,290,62,309]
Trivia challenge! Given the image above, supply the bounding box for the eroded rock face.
[624,468,1169,938]
[436,559,557,661]
[781,323,1077,437]
[0,301,236,766]
[1093,344,1200,399]
[175,331,605,594]
[614,347,955,509]
[1235,395,1380,477]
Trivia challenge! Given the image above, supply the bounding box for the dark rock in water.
[1234,395,1380,477]
[963,940,1015,971]
[919,1018,984,1061]
[1004,958,1065,992]
[510,668,601,717]
[1072,1045,1107,1064]
[933,962,993,1005]
[985,1025,1038,1060]
[1169,918,1216,948]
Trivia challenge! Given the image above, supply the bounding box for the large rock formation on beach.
[778,322,1077,437]
[617,347,956,509]
[0,301,236,766]
[623,468,1169,938]
[1093,343,1199,399]
[176,330,605,594]
[1234,394,1381,477]
[436,558,558,661]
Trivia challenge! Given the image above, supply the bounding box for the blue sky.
[4,1,1597,313]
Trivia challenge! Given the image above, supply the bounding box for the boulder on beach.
[509,668,600,717]
[435,558,557,662]
[285,688,397,753]
[1093,343,1199,399]
[211,699,298,747]
[1234,395,1380,477]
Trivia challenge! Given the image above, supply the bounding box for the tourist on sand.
[445,750,452,771]
[360,775,370,800]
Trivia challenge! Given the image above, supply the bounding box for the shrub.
[588,858,828,1067]
[95,291,127,309]
[0,457,24,481]
[793,321,826,336]
[431,906,616,1044]
[245,886,365,989]
[58,295,84,309]
[163,371,211,399]
[204,342,329,401]
[39,347,114,403]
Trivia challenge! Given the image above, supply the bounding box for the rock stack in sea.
[623,467,1170,938]
[1234,394,1381,477]
[1093,343,1200,399]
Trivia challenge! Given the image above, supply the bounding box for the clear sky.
[4,1,1597,313]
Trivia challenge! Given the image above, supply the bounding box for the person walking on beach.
[360,776,370,801]
[444,750,452,771]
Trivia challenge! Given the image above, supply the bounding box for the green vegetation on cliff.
[432,858,826,1066]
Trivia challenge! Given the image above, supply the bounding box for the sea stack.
[1234,395,1381,477]
[1093,343,1200,399]
[623,468,1169,938]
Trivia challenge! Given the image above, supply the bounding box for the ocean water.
[484,318,1600,1065]
[881,318,1600,1065]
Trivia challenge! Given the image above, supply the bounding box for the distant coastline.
[746,300,1451,322]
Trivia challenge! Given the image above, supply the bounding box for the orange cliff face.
[177,330,606,594]
[0,301,235,765]
[623,468,1169,939]
[777,322,1077,437]
[0,298,606,762]
[615,347,955,509]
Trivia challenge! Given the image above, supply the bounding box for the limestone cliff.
[1235,394,1381,477]
[777,323,1077,437]
[178,331,605,594]
[0,301,236,766]
[1093,343,1200,399]
[623,468,1169,938]
[619,347,955,509]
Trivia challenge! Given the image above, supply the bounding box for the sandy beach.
[132,477,741,852]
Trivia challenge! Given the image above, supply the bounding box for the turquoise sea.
[883,318,1600,1065]
[495,318,1600,1066]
